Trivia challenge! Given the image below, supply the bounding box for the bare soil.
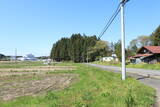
[0,65,78,101]
[0,74,78,101]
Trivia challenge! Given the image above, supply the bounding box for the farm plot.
[0,63,78,101]
[0,74,78,101]
[0,66,76,76]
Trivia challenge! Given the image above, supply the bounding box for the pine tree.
[151,25,160,46]
[50,34,102,62]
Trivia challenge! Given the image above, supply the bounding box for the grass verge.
[94,61,160,70]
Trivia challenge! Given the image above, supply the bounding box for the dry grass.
[0,62,78,101]
[0,66,76,76]
[0,73,78,101]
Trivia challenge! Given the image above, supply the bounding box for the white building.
[100,54,118,62]
[17,54,37,61]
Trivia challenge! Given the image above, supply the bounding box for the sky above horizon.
[0,0,160,56]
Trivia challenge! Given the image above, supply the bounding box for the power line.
[98,3,121,39]
[98,0,130,40]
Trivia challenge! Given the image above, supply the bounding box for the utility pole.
[87,51,89,64]
[15,48,17,62]
[120,0,127,80]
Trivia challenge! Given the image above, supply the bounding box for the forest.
[50,34,111,62]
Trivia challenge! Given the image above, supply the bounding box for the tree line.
[50,34,112,62]
[0,54,7,61]
[50,25,160,62]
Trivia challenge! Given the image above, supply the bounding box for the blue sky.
[0,0,160,56]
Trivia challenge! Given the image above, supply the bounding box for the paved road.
[87,63,160,107]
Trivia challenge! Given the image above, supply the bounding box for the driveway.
[87,63,160,107]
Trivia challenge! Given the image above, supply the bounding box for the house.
[130,46,160,64]
[100,54,118,62]
[100,57,114,62]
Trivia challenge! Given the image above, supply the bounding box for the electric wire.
[98,0,130,40]
[98,3,121,40]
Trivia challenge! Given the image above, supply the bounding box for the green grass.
[94,61,160,70]
[93,61,121,66]
[0,61,44,68]
[127,63,160,70]
[0,63,155,107]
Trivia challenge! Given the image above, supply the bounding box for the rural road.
[86,63,160,107]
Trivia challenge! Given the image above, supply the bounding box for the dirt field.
[0,74,78,101]
[0,66,76,76]
[0,64,78,101]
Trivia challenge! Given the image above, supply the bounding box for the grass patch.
[0,61,44,68]
[94,61,160,70]
[0,63,155,107]
[127,63,160,70]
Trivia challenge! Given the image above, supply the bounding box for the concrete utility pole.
[87,51,89,64]
[120,0,127,80]
[15,48,17,62]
